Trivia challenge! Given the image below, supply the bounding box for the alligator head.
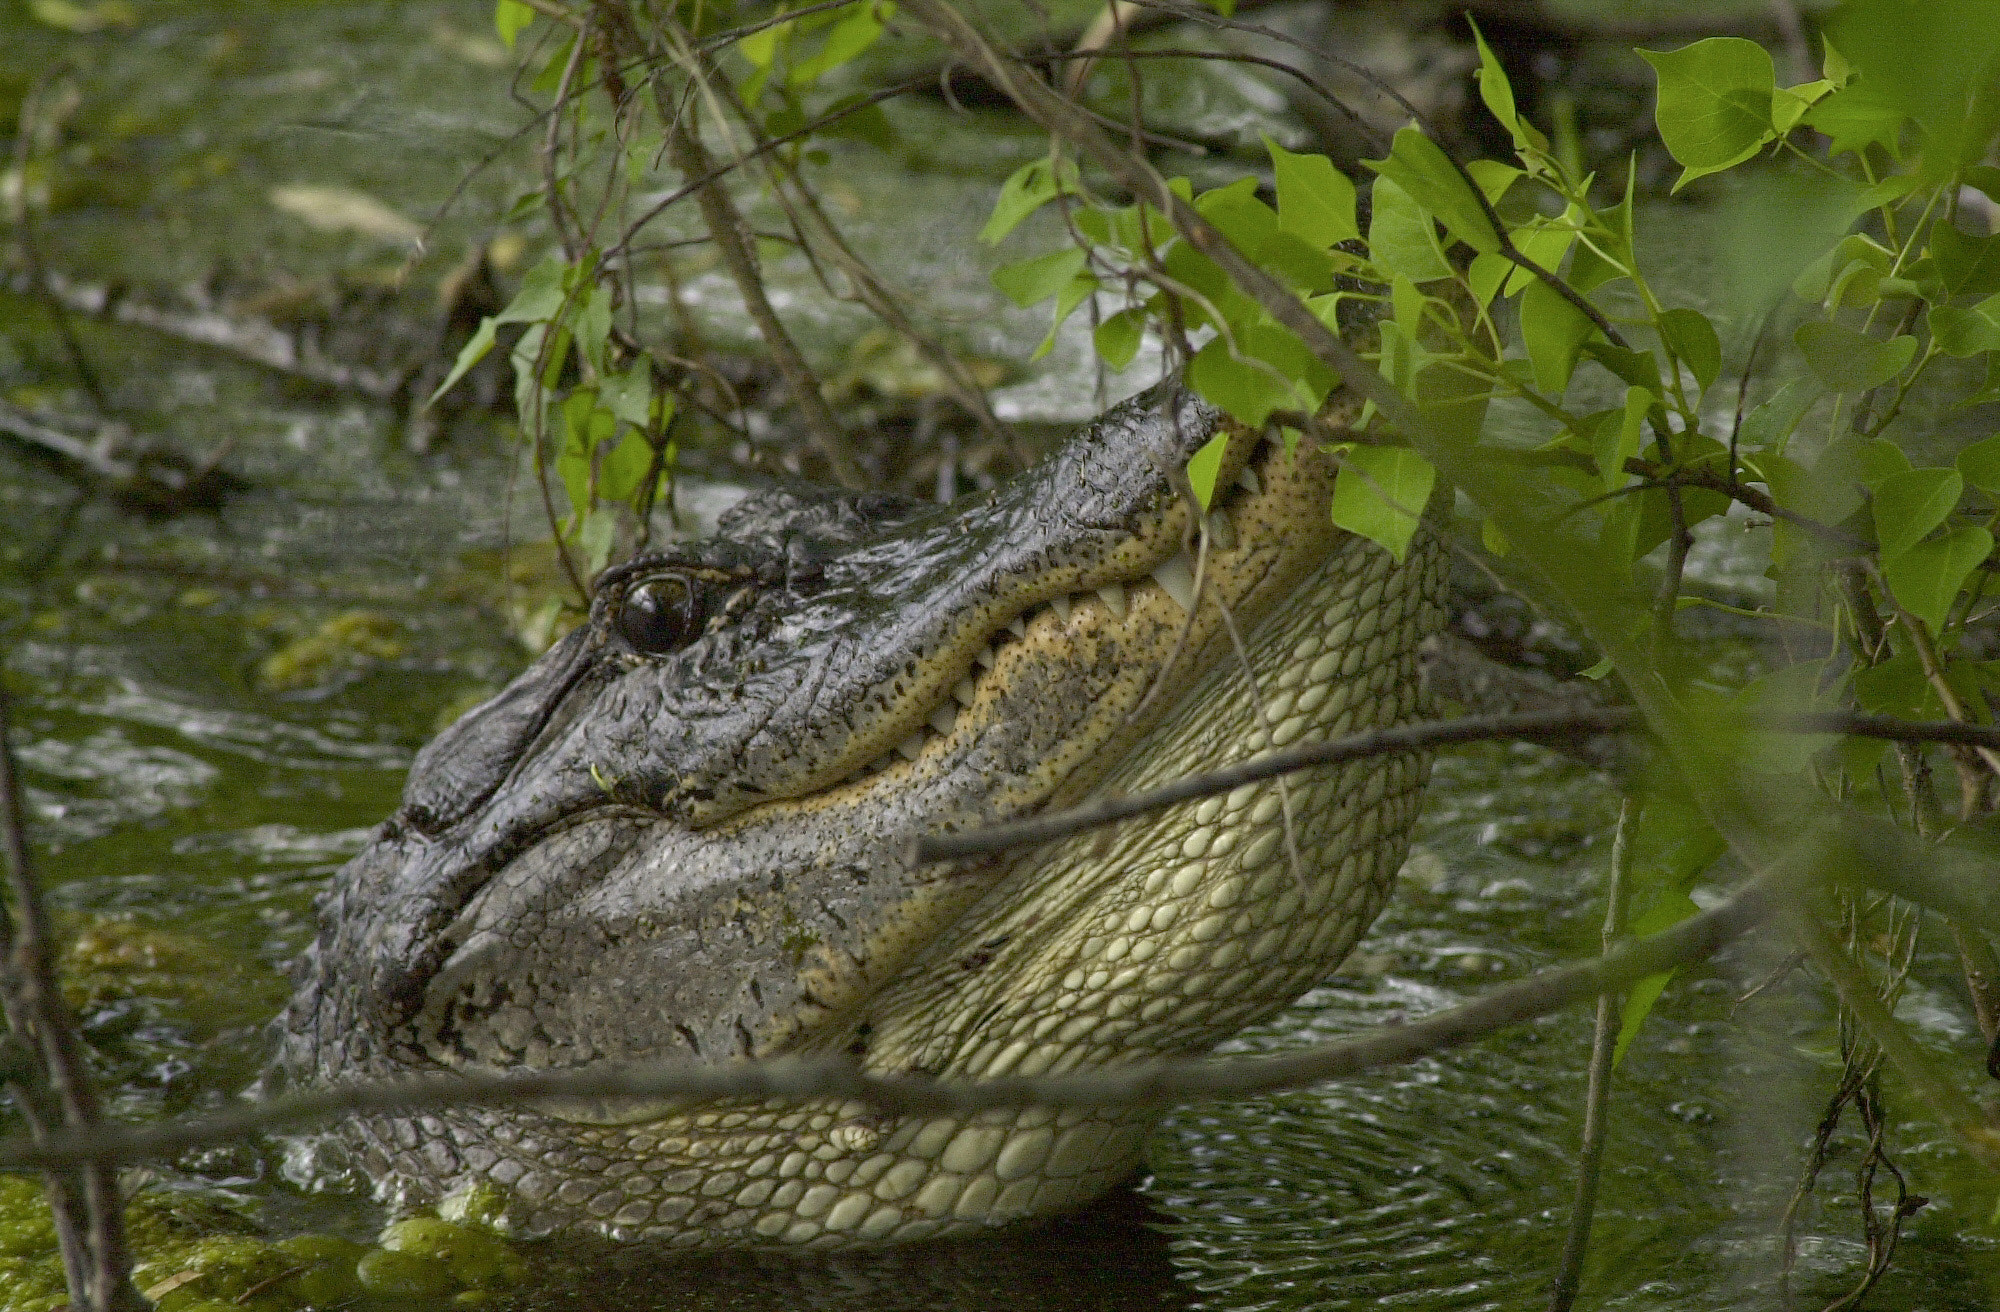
[279,381,1447,1245]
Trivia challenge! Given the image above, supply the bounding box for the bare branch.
[0,874,1776,1174]
[1548,796,1635,1312]
[0,689,143,1311]
[914,709,2000,865]
[650,56,864,487]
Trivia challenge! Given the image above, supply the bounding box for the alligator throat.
[279,383,1447,1245]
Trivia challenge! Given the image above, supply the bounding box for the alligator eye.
[618,576,701,655]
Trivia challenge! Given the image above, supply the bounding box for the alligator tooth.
[1095,582,1128,617]
[1205,508,1236,552]
[1234,466,1262,495]
[1008,616,1028,640]
[869,754,895,773]
[1050,594,1072,623]
[896,734,924,762]
[1152,553,1198,612]
[954,679,978,707]
[928,705,958,736]
[974,645,998,670]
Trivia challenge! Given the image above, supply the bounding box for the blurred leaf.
[1094,308,1145,371]
[1794,322,1917,390]
[980,155,1079,245]
[1716,172,1863,315]
[1934,224,2000,296]
[1827,0,2000,165]
[1930,294,2000,357]
[992,248,1087,307]
[1735,377,1818,453]
[495,0,533,48]
[1956,433,2000,493]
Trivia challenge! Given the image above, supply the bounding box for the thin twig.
[913,708,2000,864]
[1548,795,1636,1312]
[0,689,142,1310]
[0,875,1777,1174]
[653,49,863,486]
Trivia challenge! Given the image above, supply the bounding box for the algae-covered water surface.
[5,0,2000,1307]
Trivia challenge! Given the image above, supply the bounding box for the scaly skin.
[278,383,1446,1245]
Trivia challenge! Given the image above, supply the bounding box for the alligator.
[277,380,1448,1247]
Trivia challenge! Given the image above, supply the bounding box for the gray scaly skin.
[277,381,1447,1246]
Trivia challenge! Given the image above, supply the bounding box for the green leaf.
[1884,526,1994,631]
[1827,0,2000,157]
[1716,172,1862,317]
[1794,322,1918,391]
[1264,137,1358,248]
[1930,293,2000,357]
[1657,307,1721,393]
[1363,126,1500,254]
[1853,652,1936,719]
[494,0,533,49]
[1598,387,1654,492]
[1772,78,1833,132]
[1330,445,1437,562]
[1579,342,1661,392]
[600,365,655,428]
[1466,159,1525,205]
[1467,250,1511,307]
[1367,177,1453,282]
[1570,179,1637,293]
[1252,230,1343,292]
[992,248,1087,308]
[1736,377,1818,454]
[1613,967,1679,1066]
[1872,466,1963,557]
[1638,38,1779,188]
[1801,82,1909,157]
[1195,177,1280,255]
[789,1,886,87]
[1956,434,2000,493]
[1186,325,1336,426]
[1186,431,1229,513]
[597,427,657,505]
[980,155,1078,245]
[1520,278,1598,395]
[1500,219,1576,297]
[429,317,500,407]
[1934,224,2000,296]
[1031,271,1099,362]
[1094,308,1145,371]
[1468,16,1548,154]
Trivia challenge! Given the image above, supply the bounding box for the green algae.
[0,1178,527,1312]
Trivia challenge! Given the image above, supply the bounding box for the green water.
[5,0,2000,1307]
